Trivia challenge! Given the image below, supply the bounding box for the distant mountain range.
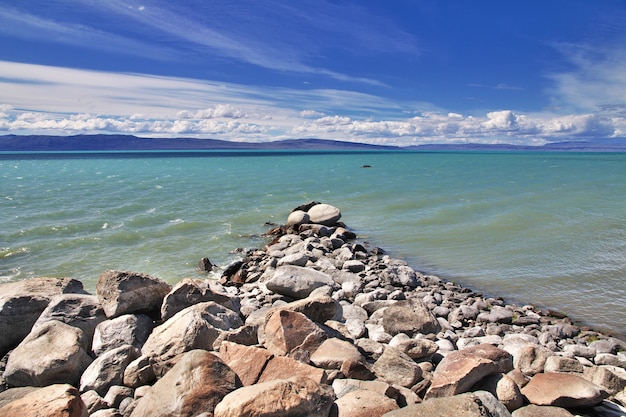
[1,134,625,152]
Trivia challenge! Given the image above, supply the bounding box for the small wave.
[102,223,108,229]
[0,247,30,259]
[147,208,156,213]
[170,219,184,224]
[0,267,22,282]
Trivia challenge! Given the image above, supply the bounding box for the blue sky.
[1,1,626,145]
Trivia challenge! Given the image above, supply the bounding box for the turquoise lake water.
[1,151,625,337]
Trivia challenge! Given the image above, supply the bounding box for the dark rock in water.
[292,201,321,212]
[220,260,244,281]
[197,257,214,272]
[362,164,372,168]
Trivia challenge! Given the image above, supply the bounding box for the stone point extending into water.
[0,201,624,416]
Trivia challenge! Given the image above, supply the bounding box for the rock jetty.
[0,201,625,417]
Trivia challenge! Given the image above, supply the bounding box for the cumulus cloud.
[177,104,247,120]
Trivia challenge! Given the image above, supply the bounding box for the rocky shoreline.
[0,202,624,417]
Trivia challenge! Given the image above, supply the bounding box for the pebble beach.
[0,202,625,417]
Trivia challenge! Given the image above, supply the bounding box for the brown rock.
[96,270,171,318]
[425,344,514,399]
[381,390,512,417]
[92,314,153,355]
[334,389,399,417]
[265,294,339,324]
[130,350,239,417]
[511,404,574,417]
[521,372,608,408]
[258,355,327,384]
[263,309,327,358]
[393,338,439,360]
[512,344,551,376]
[0,384,87,417]
[213,375,335,417]
[372,347,423,388]
[0,277,85,356]
[79,344,140,396]
[217,341,273,386]
[4,320,92,387]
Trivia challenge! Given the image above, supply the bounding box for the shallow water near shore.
[1,150,625,338]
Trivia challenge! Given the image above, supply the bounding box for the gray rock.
[160,278,240,321]
[287,210,309,226]
[264,265,336,299]
[543,355,584,373]
[307,203,342,226]
[474,373,524,412]
[477,306,514,324]
[104,385,133,409]
[80,344,140,396]
[595,353,626,368]
[123,355,155,388]
[0,277,85,356]
[511,404,575,417]
[32,293,106,347]
[141,301,243,376]
[382,298,440,337]
[382,390,512,417]
[372,346,423,388]
[310,338,365,370]
[4,320,92,387]
[92,314,153,356]
[380,264,420,288]
[583,365,626,395]
[96,270,171,318]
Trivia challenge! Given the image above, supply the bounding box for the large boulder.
[265,294,339,324]
[160,278,240,321]
[257,355,327,384]
[372,346,423,388]
[130,350,239,417]
[307,203,342,226]
[310,337,366,370]
[140,301,242,376]
[80,344,140,396]
[263,309,326,358]
[96,270,171,318]
[0,277,85,356]
[521,372,608,408]
[32,293,106,346]
[382,298,440,336]
[4,320,92,387]
[217,342,274,386]
[381,390,512,417]
[426,344,513,399]
[0,384,87,417]
[213,375,335,417]
[92,314,153,355]
[264,265,336,299]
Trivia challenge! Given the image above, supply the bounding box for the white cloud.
[1,61,625,146]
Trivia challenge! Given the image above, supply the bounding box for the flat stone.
[382,390,512,417]
[0,384,87,417]
[258,355,327,384]
[334,389,399,417]
[130,350,238,417]
[511,404,575,417]
[521,372,608,408]
[213,376,335,417]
